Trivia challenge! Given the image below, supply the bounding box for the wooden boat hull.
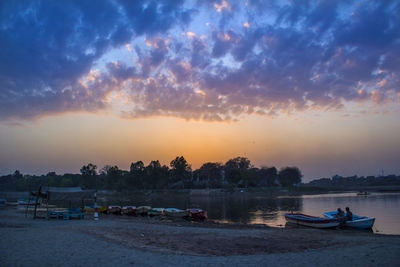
[121,206,136,215]
[165,208,188,218]
[136,206,151,216]
[107,206,122,215]
[148,208,164,216]
[323,211,375,229]
[285,213,340,228]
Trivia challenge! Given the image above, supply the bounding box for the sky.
[0,0,399,181]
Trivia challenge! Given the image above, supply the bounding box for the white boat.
[284,213,340,228]
[148,208,165,216]
[323,211,375,229]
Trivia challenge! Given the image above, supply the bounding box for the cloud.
[0,0,193,120]
[0,0,399,122]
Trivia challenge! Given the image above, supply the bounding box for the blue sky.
[0,0,399,180]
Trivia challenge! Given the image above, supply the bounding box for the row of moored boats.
[89,205,208,221]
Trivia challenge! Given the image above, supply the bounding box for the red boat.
[187,208,207,221]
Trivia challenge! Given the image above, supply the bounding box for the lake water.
[103,191,400,235]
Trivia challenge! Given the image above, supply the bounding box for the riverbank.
[1,207,399,266]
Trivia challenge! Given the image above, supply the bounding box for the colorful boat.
[17,198,40,209]
[164,208,188,218]
[148,208,165,216]
[121,206,136,215]
[85,206,108,214]
[107,205,122,215]
[136,206,151,216]
[323,211,375,229]
[187,208,207,221]
[284,213,340,228]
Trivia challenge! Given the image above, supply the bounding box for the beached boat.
[85,206,108,214]
[148,208,165,216]
[136,206,151,216]
[284,213,340,228]
[357,191,369,196]
[323,211,375,229]
[187,208,207,221]
[121,206,136,215]
[17,198,39,207]
[107,205,122,215]
[164,208,188,218]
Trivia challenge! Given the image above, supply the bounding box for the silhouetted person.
[345,207,353,221]
[336,208,345,218]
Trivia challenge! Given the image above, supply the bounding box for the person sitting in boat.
[345,207,353,221]
[336,208,345,218]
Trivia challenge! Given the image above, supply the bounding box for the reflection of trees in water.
[278,197,302,212]
[191,195,303,223]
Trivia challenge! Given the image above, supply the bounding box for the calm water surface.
[103,191,400,235]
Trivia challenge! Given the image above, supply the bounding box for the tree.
[80,163,97,189]
[258,167,278,186]
[278,167,302,187]
[225,157,251,170]
[128,161,145,189]
[224,157,251,185]
[145,160,169,189]
[170,156,192,187]
[80,164,97,177]
[198,162,223,187]
[101,165,124,190]
[130,161,144,174]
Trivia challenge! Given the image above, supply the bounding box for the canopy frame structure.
[31,186,95,219]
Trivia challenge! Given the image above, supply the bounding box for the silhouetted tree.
[258,167,278,186]
[224,157,251,185]
[80,163,97,188]
[170,156,192,187]
[128,161,145,189]
[102,165,124,190]
[278,167,302,187]
[198,162,223,187]
[145,160,169,189]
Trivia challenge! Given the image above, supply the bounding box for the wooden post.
[33,185,41,219]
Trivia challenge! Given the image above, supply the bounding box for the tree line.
[0,156,302,191]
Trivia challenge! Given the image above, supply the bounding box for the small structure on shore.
[30,186,95,219]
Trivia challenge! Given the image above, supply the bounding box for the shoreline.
[1,207,400,266]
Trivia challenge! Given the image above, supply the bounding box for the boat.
[136,206,151,216]
[17,198,40,209]
[148,208,165,216]
[84,205,108,214]
[284,213,340,228]
[121,206,136,215]
[106,205,122,215]
[323,211,375,229]
[187,208,207,221]
[357,191,369,196]
[164,208,188,218]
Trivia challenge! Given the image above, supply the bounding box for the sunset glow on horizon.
[1,1,399,181]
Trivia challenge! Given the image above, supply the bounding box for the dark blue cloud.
[0,0,193,120]
[0,0,399,122]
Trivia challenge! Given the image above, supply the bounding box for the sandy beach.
[1,207,399,267]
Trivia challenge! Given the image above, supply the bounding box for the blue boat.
[323,211,375,229]
[285,213,340,228]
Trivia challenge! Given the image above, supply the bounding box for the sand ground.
[1,207,399,266]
